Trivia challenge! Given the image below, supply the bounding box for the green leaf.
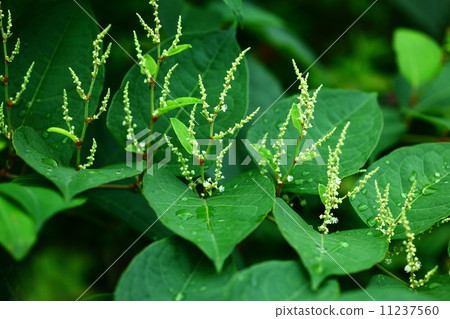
[415,63,450,114]
[165,44,192,57]
[225,260,339,301]
[107,28,248,151]
[370,107,407,160]
[318,183,327,205]
[87,188,172,239]
[250,144,276,173]
[352,143,450,239]
[247,89,383,194]
[141,54,157,75]
[273,198,388,289]
[393,28,443,88]
[223,0,243,20]
[290,103,302,133]
[115,237,236,300]
[157,97,201,116]
[0,197,36,260]
[339,274,447,301]
[0,183,85,260]
[13,127,140,200]
[6,0,104,164]
[170,117,193,154]
[142,169,275,271]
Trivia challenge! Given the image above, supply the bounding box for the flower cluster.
[47,27,112,170]
[292,60,322,139]
[136,0,161,44]
[372,179,438,288]
[373,181,395,242]
[318,122,350,233]
[122,82,142,153]
[0,2,35,140]
[157,64,178,111]
[79,139,97,170]
[168,49,258,195]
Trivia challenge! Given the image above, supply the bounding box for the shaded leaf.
[273,198,388,289]
[0,183,85,260]
[115,237,236,300]
[225,260,339,301]
[6,0,104,164]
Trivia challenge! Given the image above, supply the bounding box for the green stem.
[76,65,98,170]
[375,263,409,286]
[1,24,13,167]
[277,133,302,195]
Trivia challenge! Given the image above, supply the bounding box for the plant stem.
[375,263,409,286]
[277,133,302,195]
[1,23,14,166]
[76,66,99,170]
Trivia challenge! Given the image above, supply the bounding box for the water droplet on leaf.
[45,113,51,119]
[341,242,349,248]
[176,209,194,220]
[18,110,26,118]
[384,160,390,165]
[366,230,373,236]
[181,197,188,202]
[295,179,304,185]
[361,188,367,195]
[41,158,58,168]
[422,188,436,196]
[367,216,377,227]
[302,171,310,176]
[175,293,184,301]
[434,172,440,178]
[357,203,368,211]
[42,131,49,139]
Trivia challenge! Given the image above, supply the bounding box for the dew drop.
[176,209,194,221]
[422,188,436,196]
[357,203,368,211]
[116,171,122,175]
[62,138,68,144]
[428,282,441,289]
[42,131,49,139]
[397,202,402,207]
[181,197,188,202]
[295,179,304,185]
[302,171,310,176]
[372,205,377,209]
[41,158,58,168]
[361,188,367,195]
[366,230,373,236]
[307,178,313,183]
[367,216,377,227]
[401,193,406,199]
[384,160,390,165]
[199,286,207,292]
[276,121,283,128]
[26,102,32,109]
[409,171,417,182]
[18,110,26,118]
[434,172,440,178]
[263,118,268,124]
[341,242,349,248]
[45,113,51,119]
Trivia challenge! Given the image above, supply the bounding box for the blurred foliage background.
[1,0,449,300]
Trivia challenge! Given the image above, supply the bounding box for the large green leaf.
[273,198,388,289]
[142,169,275,271]
[352,143,450,239]
[13,127,140,200]
[107,28,248,149]
[225,260,339,300]
[339,274,447,301]
[393,28,443,88]
[6,0,104,164]
[87,188,172,239]
[115,237,236,300]
[0,196,36,260]
[247,89,383,194]
[0,183,85,260]
[415,63,450,114]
